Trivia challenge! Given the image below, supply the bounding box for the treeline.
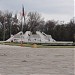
[0,11,75,41]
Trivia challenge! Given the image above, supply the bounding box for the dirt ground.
[0,45,74,75]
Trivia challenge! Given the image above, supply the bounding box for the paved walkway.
[0,45,74,75]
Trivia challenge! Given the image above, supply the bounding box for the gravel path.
[0,45,74,75]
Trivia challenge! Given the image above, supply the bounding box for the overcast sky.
[0,0,74,23]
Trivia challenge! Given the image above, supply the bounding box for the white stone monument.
[6,31,56,43]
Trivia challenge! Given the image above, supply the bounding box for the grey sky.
[0,0,74,23]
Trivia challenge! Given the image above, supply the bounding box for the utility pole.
[3,17,7,41]
[3,20,5,41]
[10,18,12,38]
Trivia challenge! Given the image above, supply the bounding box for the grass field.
[0,42,75,48]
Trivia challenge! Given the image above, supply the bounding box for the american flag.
[22,5,25,16]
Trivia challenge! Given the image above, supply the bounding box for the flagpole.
[21,14,23,46]
[21,5,25,46]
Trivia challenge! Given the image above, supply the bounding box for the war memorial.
[6,31,55,43]
[0,1,74,75]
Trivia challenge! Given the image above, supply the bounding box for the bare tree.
[27,12,44,33]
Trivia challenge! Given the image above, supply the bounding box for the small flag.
[22,5,25,16]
